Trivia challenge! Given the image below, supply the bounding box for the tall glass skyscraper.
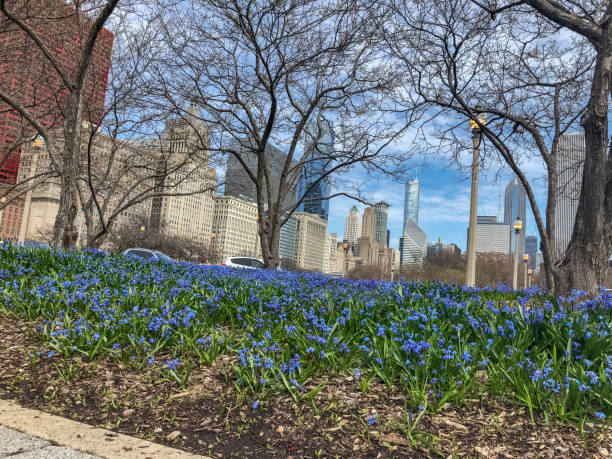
[403,179,420,228]
[374,202,389,244]
[504,176,527,256]
[400,177,426,266]
[297,120,332,221]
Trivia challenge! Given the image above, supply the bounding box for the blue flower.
[165,358,179,370]
[252,401,259,410]
[354,368,361,379]
[595,411,606,419]
[366,414,377,425]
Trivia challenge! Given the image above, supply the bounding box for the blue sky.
[327,156,548,252]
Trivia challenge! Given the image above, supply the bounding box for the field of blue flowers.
[1,243,611,428]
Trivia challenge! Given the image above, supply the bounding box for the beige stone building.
[323,232,339,274]
[16,132,155,246]
[211,195,259,261]
[149,107,216,243]
[294,212,327,271]
[361,207,376,241]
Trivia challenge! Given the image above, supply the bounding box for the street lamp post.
[523,254,529,289]
[527,268,533,287]
[466,114,486,286]
[512,219,522,289]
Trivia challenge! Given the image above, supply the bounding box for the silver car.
[122,248,173,263]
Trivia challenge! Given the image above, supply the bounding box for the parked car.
[122,248,173,263]
[23,240,52,250]
[221,256,265,269]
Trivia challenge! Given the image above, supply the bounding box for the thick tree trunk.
[554,12,612,296]
[53,171,80,249]
[259,215,281,268]
[52,95,83,249]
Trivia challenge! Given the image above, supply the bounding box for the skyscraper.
[504,177,527,256]
[361,207,376,242]
[343,205,361,246]
[296,120,332,220]
[554,132,585,260]
[525,235,537,268]
[400,177,426,266]
[374,202,389,245]
[278,215,297,262]
[400,219,427,266]
[294,212,327,271]
[224,138,297,211]
[150,107,216,243]
[403,179,420,228]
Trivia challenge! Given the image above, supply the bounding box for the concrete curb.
[0,399,209,459]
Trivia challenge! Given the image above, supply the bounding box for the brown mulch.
[0,313,610,458]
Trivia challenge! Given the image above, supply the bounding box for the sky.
[326,154,548,253]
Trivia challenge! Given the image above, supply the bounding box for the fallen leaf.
[166,430,181,442]
[381,433,411,446]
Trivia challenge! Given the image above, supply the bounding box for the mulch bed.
[1,313,610,458]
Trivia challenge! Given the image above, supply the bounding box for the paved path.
[0,399,208,459]
[0,425,101,458]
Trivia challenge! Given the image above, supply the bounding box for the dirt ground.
[1,314,610,458]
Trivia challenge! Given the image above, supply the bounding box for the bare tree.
[388,0,610,295]
[0,0,123,248]
[3,4,222,249]
[155,0,414,268]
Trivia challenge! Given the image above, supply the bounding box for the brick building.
[0,0,113,239]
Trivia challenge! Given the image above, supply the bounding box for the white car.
[221,256,266,269]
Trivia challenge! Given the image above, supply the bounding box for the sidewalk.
[0,399,208,459]
[0,425,100,458]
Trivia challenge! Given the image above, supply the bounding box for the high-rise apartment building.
[374,202,389,245]
[504,177,527,256]
[150,107,216,243]
[525,235,537,269]
[294,212,327,271]
[224,138,297,211]
[278,215,297,262]
[343,205,361,247]
[322,232,338,274]
[399,219,427,266]
[403,179,420,227]
[554,132,585,260]
[0,1,113,235]
[361,207,376,242]
[212,195,259,261]
[297,120,332,221]
[470,219,511,255]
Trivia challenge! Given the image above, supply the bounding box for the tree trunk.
[53,171,80,249]
[52,94,83,249]
[554,12,612,296]
[259,215,281,268]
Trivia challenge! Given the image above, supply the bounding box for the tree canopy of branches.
[388,0,611,295]
[0,0,121,248]
[155,0,413,268]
